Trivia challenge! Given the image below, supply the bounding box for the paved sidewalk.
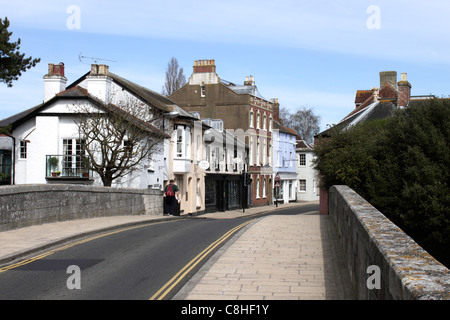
[174,214,354,300]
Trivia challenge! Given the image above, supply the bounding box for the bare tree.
[73,99,166,187]
[162,57,186,96]
[279,106,321,144]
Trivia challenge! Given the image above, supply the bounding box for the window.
[196,178,201,207]
[262,139,266,166]
[123,140,132,157]
[299,179,306,192]
[176,128,184,158]
[249,137,253,166]
[263,114,267,130]
[298,153,306,166]
[62,139,86,176]
[256,176,260,199]
[19,141,27,159]
[262,176,266,198]
[256,112,260,129]
[256,138,260,166]
[269,117,273,131]
[269,142,272,165]
[205,145,211,170]
[175,125,191,159]
[249,110,254,128]
[201,86,206,97]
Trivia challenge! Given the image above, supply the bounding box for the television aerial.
[79,53,116,65]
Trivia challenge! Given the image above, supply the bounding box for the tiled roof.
[355,90,373,104]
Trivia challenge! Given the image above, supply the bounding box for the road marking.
[0,220,182,274]
[149,219,255,300]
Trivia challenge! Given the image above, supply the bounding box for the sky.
[1,0,450,131]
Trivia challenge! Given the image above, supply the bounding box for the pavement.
[0,201,355,300]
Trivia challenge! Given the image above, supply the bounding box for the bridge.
[0,184,449,299]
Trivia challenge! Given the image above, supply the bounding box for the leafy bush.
[314,98,450,267]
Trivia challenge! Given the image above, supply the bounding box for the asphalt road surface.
[0,203,318,300]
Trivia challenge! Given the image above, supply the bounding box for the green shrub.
[314,98,450,267]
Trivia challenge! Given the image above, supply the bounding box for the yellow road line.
[149,219,255,300]
[0,220,180,274]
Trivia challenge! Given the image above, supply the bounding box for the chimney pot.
[53,63,65,77]
[48,63,54,76]
[90,64,99,75]
[98,64,109,75]
[401,73,407,82]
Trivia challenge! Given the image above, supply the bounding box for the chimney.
[193,59,216,74]
[189,59,220,85]
[43,62,67,102]
[380,71,397,88]
[271,98,280,122]
[397,73,411,108]
[86,64,111,102]
[244,75,255,86]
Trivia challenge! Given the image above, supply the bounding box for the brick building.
[170,60,279,207]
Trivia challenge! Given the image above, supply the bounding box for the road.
[0,204,318,300]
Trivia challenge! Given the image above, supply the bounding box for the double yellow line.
[0,220,177,274]
[150,219,255,300]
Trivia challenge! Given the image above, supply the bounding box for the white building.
[272,121,298,204]
[296,140,320,201]
[0,62,210,215]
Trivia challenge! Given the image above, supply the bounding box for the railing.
[45,155,92,179]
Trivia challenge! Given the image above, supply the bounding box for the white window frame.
[175,125,191,159]
[262,175,266,198]
[256,112,260,129]
[19,140,27,159]
[299,179,306,192]
[256,176,260,199]
[298,153,306,166]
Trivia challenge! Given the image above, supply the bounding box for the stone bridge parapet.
[329,185,450,300]
[0,184,163,232]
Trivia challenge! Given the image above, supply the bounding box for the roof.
[0,85,169,138]
[67,71,196,120]
[355,90,373,104]
[274,120,299,137]
[296,139,313,150]
[221,79,266,100]
[317,100,397,137]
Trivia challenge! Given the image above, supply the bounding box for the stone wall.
[329,185,450,300]
[0,184,164,232]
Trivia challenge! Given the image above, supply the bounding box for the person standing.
[164,179,180,216]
